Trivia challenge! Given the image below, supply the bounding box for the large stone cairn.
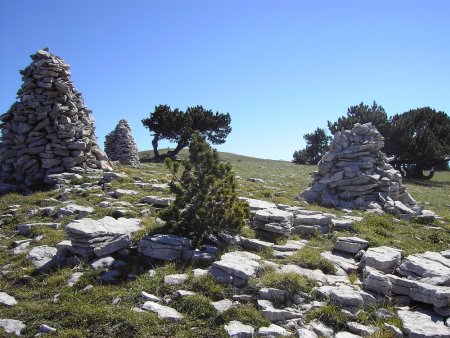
[302,123,423,217]
[0,49,108,187]
[104,119,140,165]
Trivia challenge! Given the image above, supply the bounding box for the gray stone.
[0,319,26,336]
[211,299,235,313]
[224,320,254,338]
[347,322,377,336]
[309,320,333,337]
[294,214,332,226]
[297,328,318,338]
[0,292,17,306]
[238,197,276,210]
[113,189,138,198]
[57,203,94,219]
[164,274,188,285]
[397,309,450,338]
[324,284,376,308]
[258,288,287,303]
[138,234,192,260]
[38,324,57,333]
[27,245,61,270]
[361,246,402,273]
[240,237,274,251]
[362,267,392,295]
[397,251,450,285]
[209,251,260,287]
[142,301,183,321]
[334,332,362,338]
[383,323,403,338]
[172,290,195,297]
[258,324,291,337]
[334,237,369,254]
[67,272,84,287]
[273,239,306,252]
[91,256,115,270]
[141,292,160,302]
[320,251,358,273]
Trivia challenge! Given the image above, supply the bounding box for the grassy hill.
[0,153,449,336]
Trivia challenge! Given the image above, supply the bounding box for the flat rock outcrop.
[301,123,430,218]
[104,119,139,165]
[0,49,109,187]
[65,216,143,257]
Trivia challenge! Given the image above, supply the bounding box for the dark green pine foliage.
[161,133,250,246]
[292,127,331,165]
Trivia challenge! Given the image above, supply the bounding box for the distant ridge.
[139,148,288,164]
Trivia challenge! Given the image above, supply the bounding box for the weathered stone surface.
[209,251,260,287]
[140,196,175,207]
[320,251,358,274]
[362,267,392,295]
[319,284,376,308]
[296,328,319,338]
[104,119,139,165]
[57,204,94,219]
[309,320,334,337]
[67,272,84,287]
[258,288,287,303]
[389,274,450,308]
[257,300,302,322]
[66,216,142,257]
[397,309,450,338]
[397,251,450,285]
[211,299,235,313]
[91,256,115,270]
[273,239,306,252]
[258,324,291,337]
[27,245,61,270]
[0,49,110,188]
[113,189,138,198]
[0,292,17,306]
[0,319,26,336]
[142,301,183,321]
[294,214,332,226]
[164,274,188,285]
[224,320,254,338]
[239,197,276,210]
[334,332,362,338]
[347,322,377,336]
[252,208,294,236]
[361,246,402,273]
[240,237,274,251]
[141,292,160,302]
[334,237,369,254]
[138,234,192,260]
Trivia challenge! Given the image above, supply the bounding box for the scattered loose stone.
[138,234,192,260]
[0,292,17,306]
[0,319,26,336]
[334,237,369,254]
[141,292,160,302]
[309,320,334,337]
[27,245,62,270]
[67,272,84,287]
[209,251,261,287]
[211,299,235,313]
[39,324,57,334]
[57,203,94,219]
[383,323,403,338]
[91,256,115,270]
[142,301,184,321]
[397,309,450,338]
[258,324,291,337]
[164,274,188,285]
[297,328,319,338]
[396,251,450,285]
[334,332,362,338]
[347,322,377,336]
[361,246,402,273]
[172,290,195,298]
[224,320,254,338]
[238,197,276,210]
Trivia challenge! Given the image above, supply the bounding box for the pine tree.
[161,132,249,246]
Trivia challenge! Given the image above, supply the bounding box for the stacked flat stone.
[104,119,140,165]
[302,123,420,215]
[0,49,108,187]
[64,216,143,257]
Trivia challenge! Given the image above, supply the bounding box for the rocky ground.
[0,162,449,337]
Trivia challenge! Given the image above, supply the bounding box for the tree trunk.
[152,135,160,159]
[167,139,188,158]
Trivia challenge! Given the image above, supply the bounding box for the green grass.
[1,152,449,337]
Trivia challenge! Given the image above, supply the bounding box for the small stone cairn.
[302,123,432,218]
[0,48,109,188]
[104,119,140,166]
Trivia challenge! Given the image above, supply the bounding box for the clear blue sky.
[1,1,449,160]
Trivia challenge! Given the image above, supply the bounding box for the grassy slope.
[0,151,449,337]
